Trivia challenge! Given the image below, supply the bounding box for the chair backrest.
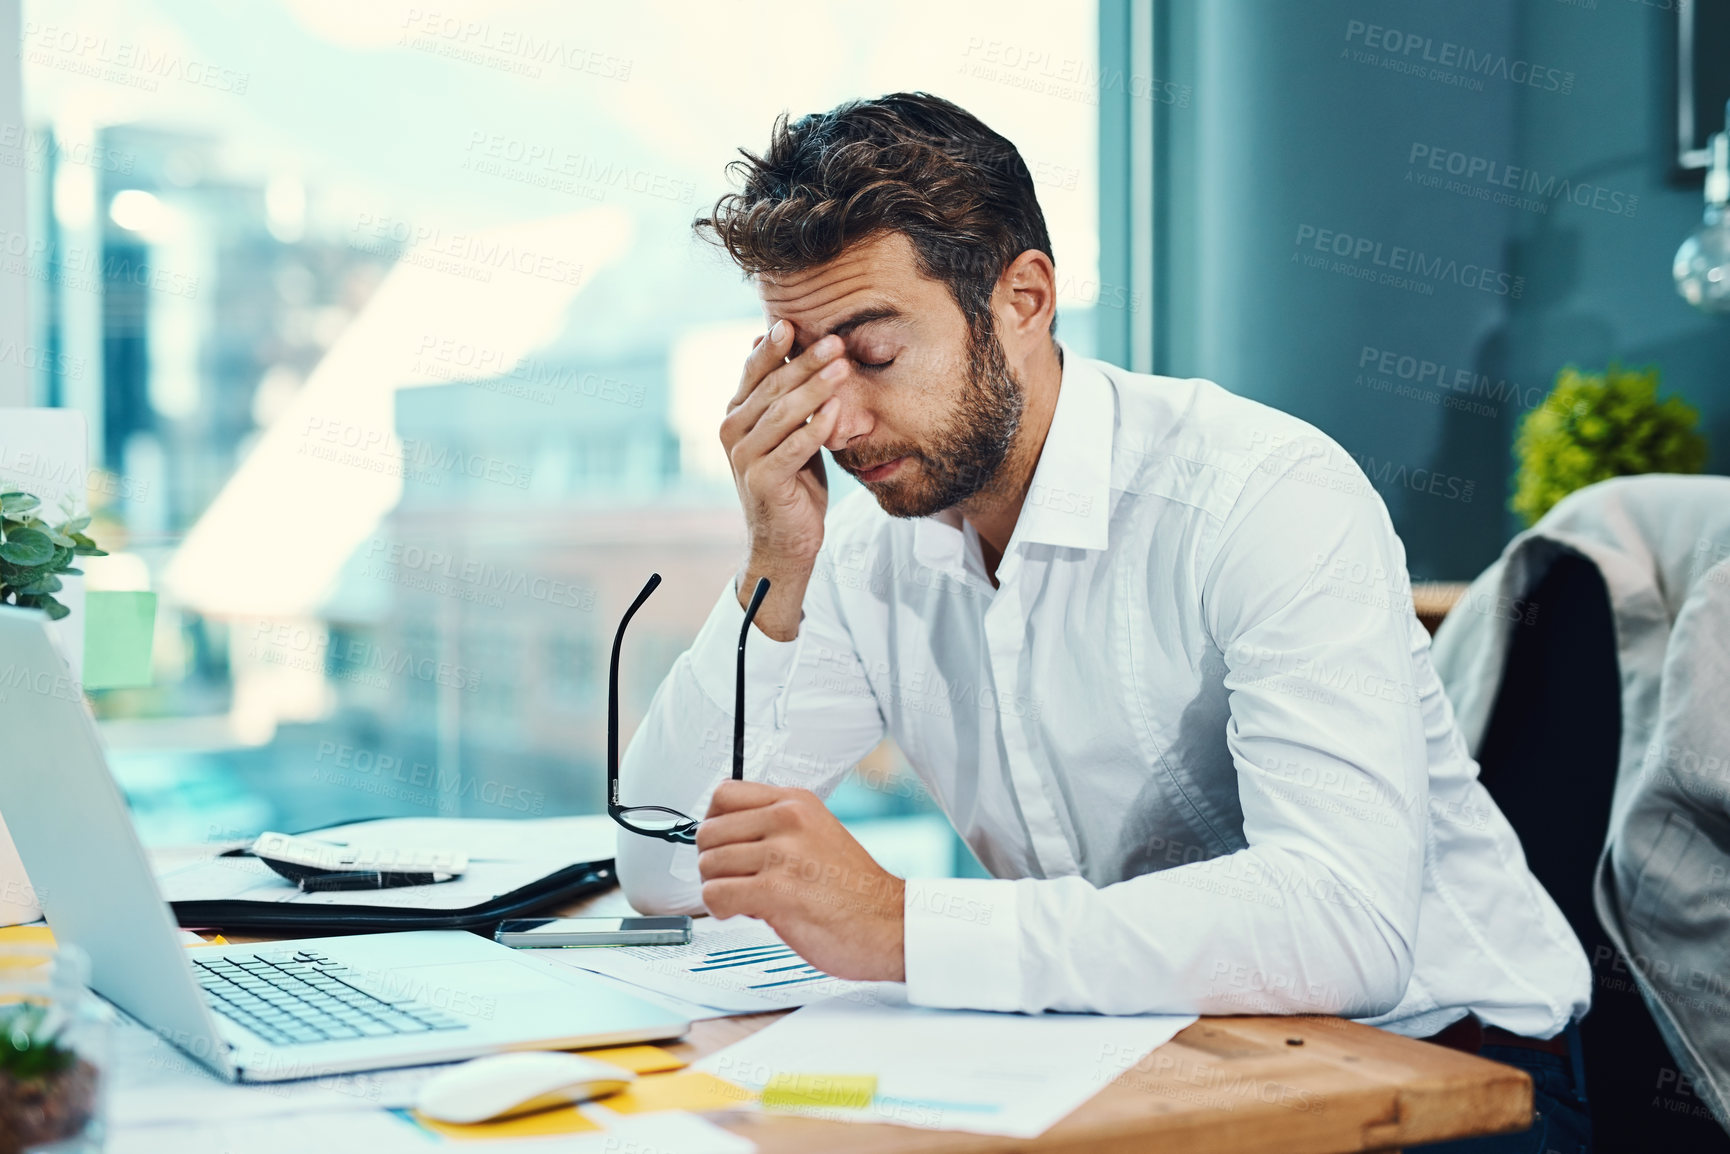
[1474,552,1730,1151]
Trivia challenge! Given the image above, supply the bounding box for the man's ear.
[994,249,1057,354]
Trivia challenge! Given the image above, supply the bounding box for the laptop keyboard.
[194,949,470,1046]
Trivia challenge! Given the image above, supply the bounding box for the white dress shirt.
[617,353,1591,1038]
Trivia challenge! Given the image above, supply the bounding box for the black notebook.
[157,815,618,933]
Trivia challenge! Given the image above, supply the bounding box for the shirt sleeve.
[616,555,889,915]
[904,439,1428,1016]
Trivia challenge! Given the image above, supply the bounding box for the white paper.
[107,1009,444,1126]
[553,916,871,1013]
[530,955,741,1021]
[325,817,616,863]
[109,1109,434,1154]
[158,854,579,909]
[154,816,615,909]
[109,1106,754,1154]
[573,1109,757,1154]
[695,985,1195,1139]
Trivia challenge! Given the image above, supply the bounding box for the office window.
[546,632,598,713]
[20,2,1099,848]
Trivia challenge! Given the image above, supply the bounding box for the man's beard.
[832,319,1025,519]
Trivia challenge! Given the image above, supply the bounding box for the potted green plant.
[1511,363,1710,526]
[0,491,106,621]
[0,492,119,933]
[0,949,105,1154]
[0,1004,98,1154]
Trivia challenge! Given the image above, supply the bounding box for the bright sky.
[24,0,1100,617]
[22,0,1099,300]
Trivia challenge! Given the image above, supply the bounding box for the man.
[616,92,1591,1147]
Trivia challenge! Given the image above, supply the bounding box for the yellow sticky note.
[82,591,157,690]
[580,1044,685,1075]
[408,1108,601,1141]
[761,1073,877,1110]
[177,931,226,948]
[606,1072,756,1114]
[402,1069,750,1139]
[0,925,55,975]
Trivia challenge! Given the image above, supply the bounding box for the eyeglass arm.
[735,577,771,781]
[608,573,662,809]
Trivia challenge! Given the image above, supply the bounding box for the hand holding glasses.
[607,573,772,844]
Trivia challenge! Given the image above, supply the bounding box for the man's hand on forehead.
[776,305,907,359]
[716,318,848,641]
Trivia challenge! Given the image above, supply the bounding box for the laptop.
[0,606,688,1082]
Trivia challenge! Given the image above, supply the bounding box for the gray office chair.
[1435,475,1730,1151]
[1472,552,1727,1151]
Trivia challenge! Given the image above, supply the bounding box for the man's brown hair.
[694,92,1055,335]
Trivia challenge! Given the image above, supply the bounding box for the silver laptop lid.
[0,606,233,1078]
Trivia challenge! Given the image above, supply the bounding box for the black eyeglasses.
[607,572,771,844]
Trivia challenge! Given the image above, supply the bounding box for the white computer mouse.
[416,1051,637,1124]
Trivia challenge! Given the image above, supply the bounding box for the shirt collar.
[1006,349,1114,553]
[911,347,1115,573]
[912,505,971,583]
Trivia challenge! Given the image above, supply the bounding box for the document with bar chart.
[549,915,879,1013]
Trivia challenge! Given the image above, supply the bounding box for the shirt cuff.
[688,580,802,724]
[903,878,1023,1012]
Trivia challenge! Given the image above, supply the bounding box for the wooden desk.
[219,884,1534,1154]
[1413,581,1471,636]
[670,1013,1531,1154]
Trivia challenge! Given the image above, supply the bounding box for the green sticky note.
[82,591,157,690]
[760,1073,877,1110]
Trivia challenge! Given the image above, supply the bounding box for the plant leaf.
[0,529,55,567]
[19,592,72,621]
[0,492,39,516]
[11,573,62,595]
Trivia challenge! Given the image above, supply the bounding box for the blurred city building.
[16,3,1098,883]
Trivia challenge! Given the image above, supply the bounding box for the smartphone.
[493,915,693,948]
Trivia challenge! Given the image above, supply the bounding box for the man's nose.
[823,373,873,452]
